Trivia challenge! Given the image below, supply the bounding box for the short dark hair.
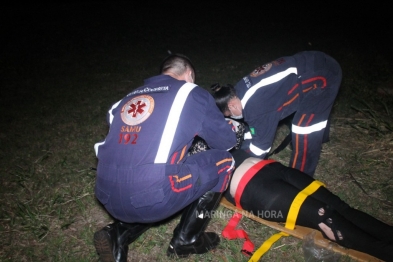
[159,53,195,78]
[210,83,237,113]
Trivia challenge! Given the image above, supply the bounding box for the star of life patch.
[120,95,155,125]
[250,63,272,77]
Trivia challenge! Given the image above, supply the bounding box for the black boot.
[167,191,223,258]
[94,221,151,262]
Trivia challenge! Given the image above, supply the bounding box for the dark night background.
[1,1,392,117]
[2,1,392,70]
[1,1,393,128]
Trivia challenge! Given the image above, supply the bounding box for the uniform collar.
[144,74,174,84]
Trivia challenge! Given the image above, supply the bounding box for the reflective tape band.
[249,143,271,156]
[292,120,327,135]
[154,83,197,163]
[94,99,122,156]
[241,67,298,108]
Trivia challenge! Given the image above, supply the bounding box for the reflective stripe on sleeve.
[108,100,122,124]
[249,143,271,156]
[241,67,298,108]
[94,99,122,156]
[154,83,197,163]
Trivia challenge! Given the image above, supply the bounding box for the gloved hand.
[225,118,245,149]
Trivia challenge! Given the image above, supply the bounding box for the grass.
[1,3,393,262]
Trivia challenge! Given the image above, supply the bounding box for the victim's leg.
[307,185,393,243]
[243,175,391,257]
[279,164,393,243]
[296,196,393,261]
[317,209,393,261]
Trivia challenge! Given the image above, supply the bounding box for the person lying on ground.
[189,119,392,261]
[225,149,392,261]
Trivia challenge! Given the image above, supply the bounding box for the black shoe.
[94,223,124,262]
[166,191,223,258]
[94,221,151,262]
[167,232,220,258]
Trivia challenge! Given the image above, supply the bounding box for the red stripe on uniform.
[169,175,192,192]
[292,114,306,169]
[288,83,299,95]
[301,76,327,88]
[218,165,231,174]
[300,114,315,172]
[219,173,230,192]
[170,152,178,164]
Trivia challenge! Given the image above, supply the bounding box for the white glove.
[225,118,246,149]
[225,118,241,132]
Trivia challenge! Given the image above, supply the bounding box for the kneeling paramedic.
[93,53,237,261]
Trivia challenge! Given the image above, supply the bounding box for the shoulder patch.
[120,95,154,125]
[250,63,272,77]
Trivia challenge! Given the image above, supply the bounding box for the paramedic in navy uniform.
[212,51,342,177]
[93,53,237,261]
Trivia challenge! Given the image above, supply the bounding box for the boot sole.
[166,246,214,258]
[94,230,115,262]
[167,247,192,258]
[166,233,220,258]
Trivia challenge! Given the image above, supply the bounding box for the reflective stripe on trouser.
[289,54,341,176]
[290,114,327,176]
